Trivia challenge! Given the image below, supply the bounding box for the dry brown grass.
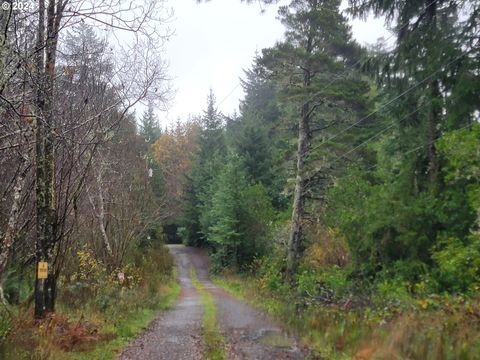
[6,309,115,356]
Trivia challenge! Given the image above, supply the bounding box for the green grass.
[71,307,159,360]
[212,275,377,359]
[71,281,181,360]
[1,280,181,360]
[213,274,480,360]
[212,276,284,322]
[1,246,182,360]
[191,268,227,360]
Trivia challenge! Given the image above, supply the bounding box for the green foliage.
[326,124,480,290]
[432,234,480,293]
[437,123,480,209]
[429,123,480,292]
[143,223,165,246]
[320,267,349,297]
[374,278,411,306]
[139,102,161,145]
[3,266,34,305]
[179,88,280,271]
[327,169,434,267]
[296,268,319,297]
[240,62,280,124]
[181,91,226,247]
[230,111,273,186]
[207,155,275,271]
[0,306,12,340]
[256,256,288,293]
[148,159,165,200]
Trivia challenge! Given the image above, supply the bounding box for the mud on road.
[119,245,309,360]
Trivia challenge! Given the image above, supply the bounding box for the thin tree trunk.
[425,0,441,193]
[427,79,441,192]
[87,168,114,259]
[0,161,28,276]
[96,183,114,258]
[286,102,310,281]
[0,160,28,304]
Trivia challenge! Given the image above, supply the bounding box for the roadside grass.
[1,246,181,360]
[191,268,227,360]
[213,274,480,359]
[69,281,181,360]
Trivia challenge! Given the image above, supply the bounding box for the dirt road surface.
[119,245,309,360]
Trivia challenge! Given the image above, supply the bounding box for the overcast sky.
[160,0,387,127]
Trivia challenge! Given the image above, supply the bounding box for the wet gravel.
[211,286,308,359]
[118,246,203,360]
[118,245,310,360]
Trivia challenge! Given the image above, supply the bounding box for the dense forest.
[1,0,480,358]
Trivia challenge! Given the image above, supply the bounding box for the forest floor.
[118,245,310,360]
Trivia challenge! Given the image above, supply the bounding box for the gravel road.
[118,245,309,360]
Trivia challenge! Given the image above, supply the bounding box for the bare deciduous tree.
[0,0,172,317]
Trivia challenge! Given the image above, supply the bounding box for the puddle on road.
[252,329,295,348]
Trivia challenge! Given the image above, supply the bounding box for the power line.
[308,52,466,154]
[217,83,242,108]
[307,101,429,179]
[330,100,431,164]
[309,81,475,180]
[329,122,475,180]
[300,0,441,107]
[219,0,440,118]
[402,123,475,156]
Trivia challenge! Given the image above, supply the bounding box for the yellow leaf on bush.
[417,299,428,310]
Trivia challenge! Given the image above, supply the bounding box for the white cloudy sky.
[160,0,387,127]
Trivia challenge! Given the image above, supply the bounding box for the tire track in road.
[119,245,309,360]
[118,246,203,360]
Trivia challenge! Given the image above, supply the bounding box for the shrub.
[304,227,350,269]
[257,256,287,293]
[60,245,144,312]
[0,306,12,340]
[374,278,411,306]
[432,234,480,292]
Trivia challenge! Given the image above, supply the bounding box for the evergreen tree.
[199,89,225,153]
[258,0,372,278]
[207,156,246,269]
[325,0,480,276]
[138,102,164,228]
[240,59,280,123]
[180,90,226,246]
[349,0,480,201]
[232,111,272,185]
[139,102,162,145]
[207,155,274,270]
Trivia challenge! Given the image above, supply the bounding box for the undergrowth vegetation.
[0,245,179,360]
[215,249,480,359]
